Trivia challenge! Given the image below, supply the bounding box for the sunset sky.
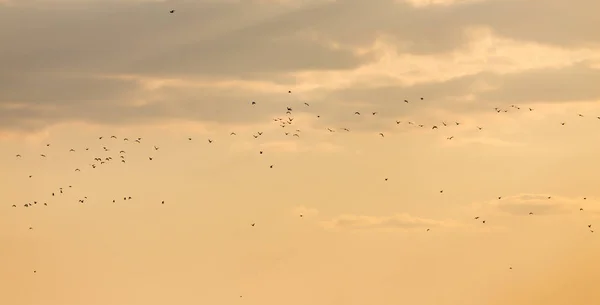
[2,0,600,304]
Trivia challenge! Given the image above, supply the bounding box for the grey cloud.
[311,62,600,126]
[1,0,599,131]
[0,0,373,80]
[2,0,598,80]
[0,74,139,105]
[478,62,600,103]
[0,81,298,131]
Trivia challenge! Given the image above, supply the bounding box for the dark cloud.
[478,62,600,103]
[0,0,374,79]
[1,0,599,131]
[0,81,300,132]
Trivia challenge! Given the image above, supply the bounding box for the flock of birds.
[10,88,599,280]
[4,9,598,296]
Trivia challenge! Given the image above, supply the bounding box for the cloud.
[321,213,458,231]
[477,62,600,104]
[478,194,597,216]
[292,206,319,216]
[1,0,600,133]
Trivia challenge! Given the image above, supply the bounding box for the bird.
[169,9,175,13]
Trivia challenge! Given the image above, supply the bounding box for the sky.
[1,0,600,304]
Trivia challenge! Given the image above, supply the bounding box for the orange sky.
[2,0,600,304]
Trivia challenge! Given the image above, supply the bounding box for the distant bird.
[251,101,256,105]
[251,223,255,227]
[169,10,175,13]
[440,190,443,193]
[432,126,438,129]
[379,133,385,137]
[269,165,274,168]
